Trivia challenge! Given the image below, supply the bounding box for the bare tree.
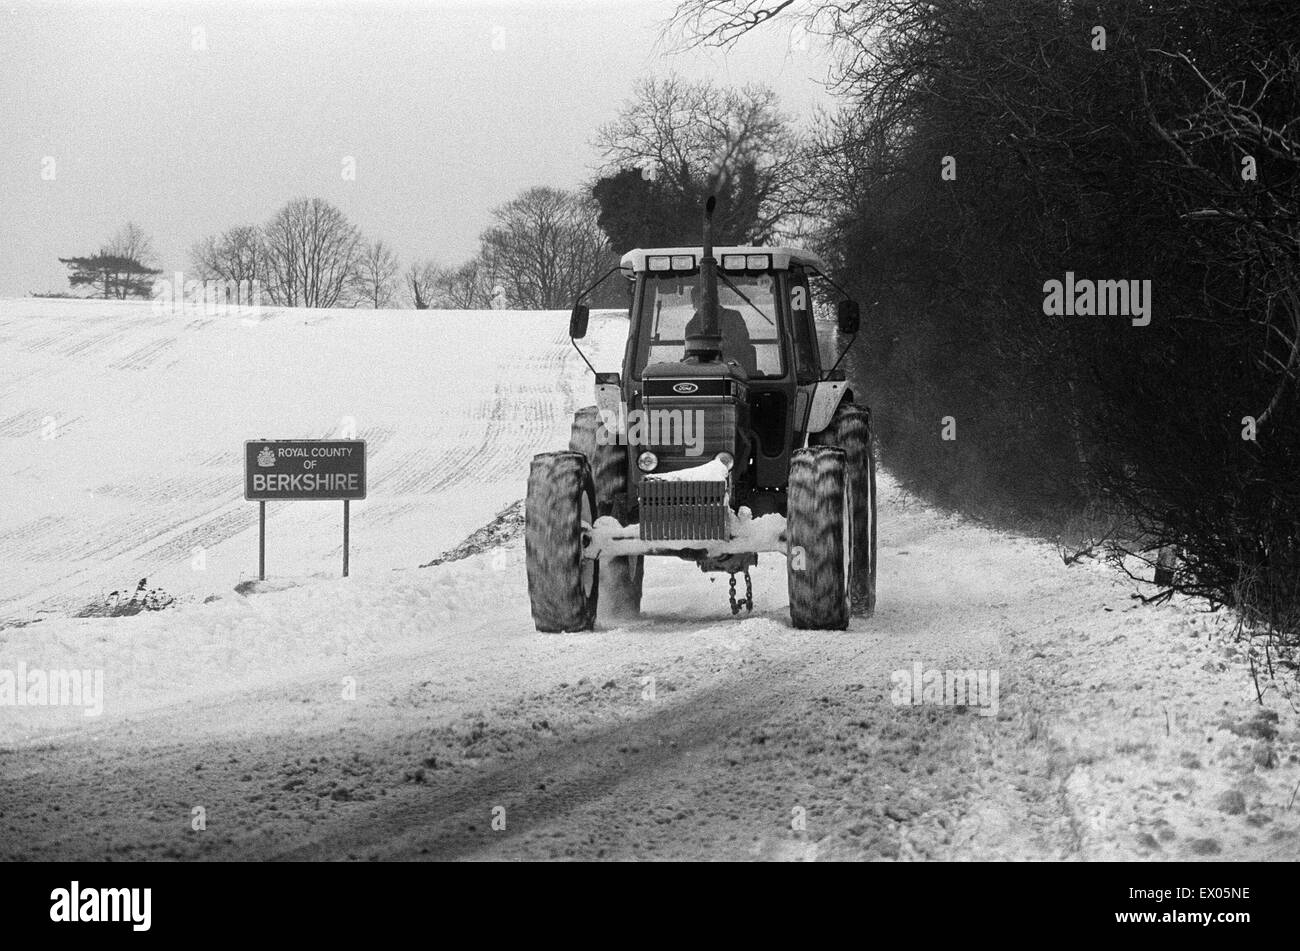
[668,0,802,49]
[262,198,363,308]
[432,259,490,309]
[190,225,267,303]
[478,187,613,310]
[351,238,400,309]
[1145,48,1300,429]
[107,222,156,268]
[593,75,802,242]
[404,259,438,309]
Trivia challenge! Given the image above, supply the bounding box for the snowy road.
[2,300,1296,861]
[0,478,1070,860]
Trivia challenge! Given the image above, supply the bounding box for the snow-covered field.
[1,297,1297,861]
[0,298,626,620]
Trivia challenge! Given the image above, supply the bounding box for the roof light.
[647,255,672,272]
[746,254,771,270]
[670,254,696,270]
[721,254,746,270]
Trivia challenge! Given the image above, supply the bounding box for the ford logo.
[672,382,699,394]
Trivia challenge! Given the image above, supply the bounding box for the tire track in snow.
[368,326,577,503]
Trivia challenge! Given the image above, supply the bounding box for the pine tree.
[58,252,161,299]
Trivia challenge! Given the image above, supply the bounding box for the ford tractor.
[525,197,876,631]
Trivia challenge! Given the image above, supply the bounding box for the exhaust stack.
[685,196,722,362]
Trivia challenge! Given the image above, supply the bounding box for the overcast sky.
[0,0,838,298]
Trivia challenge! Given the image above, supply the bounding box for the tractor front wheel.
[570,405,642,620]
[786,447,853,630]
[813,401,877,615]
[525,451,599,632]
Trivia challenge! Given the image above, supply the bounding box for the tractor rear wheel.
[569,406,598,473]
[569,405,642,619]
[786,447,853,630]
[525,451,599,632]
[813,401,877,615]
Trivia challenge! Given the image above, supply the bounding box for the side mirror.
[836,300,861,335]
[569,303,590,339]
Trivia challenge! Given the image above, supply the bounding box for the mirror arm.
[571,337,597,376]
[811,267,856,302]
[822,331,858,382]
[572,264,628,306]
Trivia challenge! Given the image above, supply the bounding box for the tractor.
[524,197,876,631]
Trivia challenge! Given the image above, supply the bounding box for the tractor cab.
[611,246,847,519]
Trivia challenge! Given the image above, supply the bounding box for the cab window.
[634,273,785,379]
[788,266,819,384]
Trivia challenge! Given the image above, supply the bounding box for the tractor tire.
[786,447,853,630]
[569,406,599,468]
[525,451,599,632]
[569,406,624,516]
[569,405,643,618]
[813,401,877,615]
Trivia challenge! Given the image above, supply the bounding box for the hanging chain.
[728,569,755,615]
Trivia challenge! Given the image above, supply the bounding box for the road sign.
[244,439,366,501]
[244,439,366,580]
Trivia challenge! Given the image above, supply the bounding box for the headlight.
[715,452,734,470]
[637,451,658,472]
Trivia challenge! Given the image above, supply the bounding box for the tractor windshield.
[634,272,784,379]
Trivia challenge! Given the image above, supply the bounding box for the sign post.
[259,501,266,581]
[244,439,367,580]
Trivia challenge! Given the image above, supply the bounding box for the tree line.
[53,191,618,311]
[51,74,806,311]
[189,191,617,311]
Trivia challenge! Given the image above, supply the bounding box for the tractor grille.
[638,480,729,541]
[635,402,736,472]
